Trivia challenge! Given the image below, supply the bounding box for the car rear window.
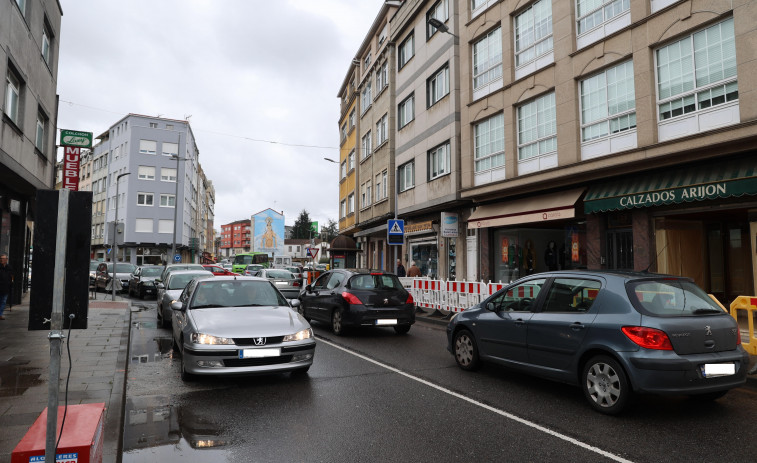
[267,270,293,279]
[628,279,726,317]
[349,274,403,290]
[141,267,163,277]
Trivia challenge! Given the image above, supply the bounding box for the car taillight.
[341,292,363,305]
[292,280,300,287]
[406,293,414,305]
[622,326,673,350]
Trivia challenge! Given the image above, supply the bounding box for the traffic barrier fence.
[399,277,508,315]
[729,296,757,355]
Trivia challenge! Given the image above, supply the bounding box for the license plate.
[701,363,735,377]
[376,319,397,326]
[239,348,281,359]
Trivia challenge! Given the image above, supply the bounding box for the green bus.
[232,252,270,274]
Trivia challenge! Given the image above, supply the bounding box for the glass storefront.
[410,240,438,279]
[492,225,586,283]
[447,237,457,280]
[137,247,165,266]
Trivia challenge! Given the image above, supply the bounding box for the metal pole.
[46,189,69,461]
[112,172,130,301]
[170,137,181,263]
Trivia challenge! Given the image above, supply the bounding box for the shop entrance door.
[606,229,633,270]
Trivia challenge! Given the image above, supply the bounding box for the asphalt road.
[122,297,757,463]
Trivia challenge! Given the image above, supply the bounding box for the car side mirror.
[157,283,165,290]
[486,302,497,312]
[170,300,183,311]
[290,299,301,308]
[305,285,312,292]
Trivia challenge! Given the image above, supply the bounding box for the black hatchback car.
[447,270,749,415]
[298,269,415,335]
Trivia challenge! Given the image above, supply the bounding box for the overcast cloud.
[56,0,384,230]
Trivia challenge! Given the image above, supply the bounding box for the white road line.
[318,337,635,463]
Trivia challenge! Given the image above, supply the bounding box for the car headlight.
[190,333,234,345]
[283,328,313,342]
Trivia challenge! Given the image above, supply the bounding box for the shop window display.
[411,243,438,279]
[493,226,586,283]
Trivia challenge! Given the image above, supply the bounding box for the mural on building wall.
[252,209,285,257]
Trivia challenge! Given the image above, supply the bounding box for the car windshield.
[168,273,208,290]
[349,274,403,290]
[141,267,163,277]
[628,279,726,316]
[114,263,136,273]
[190,280,287,308]
[266,270,293,279]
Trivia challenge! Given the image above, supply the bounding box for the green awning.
[584,156,757,213]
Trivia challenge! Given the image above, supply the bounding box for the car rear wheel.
[453,329,480,371]
[394,325,411,335]
[332,309,345,336]
[582,355,630,415]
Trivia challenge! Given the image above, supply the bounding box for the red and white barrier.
[406,278,509,315]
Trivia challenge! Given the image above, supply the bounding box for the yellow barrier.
[729,296,757,355]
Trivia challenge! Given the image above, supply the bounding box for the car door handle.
[514,319,526,326]
[570,322,585,331]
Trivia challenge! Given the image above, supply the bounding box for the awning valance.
[584,156,757,214]
[468,188,585,229]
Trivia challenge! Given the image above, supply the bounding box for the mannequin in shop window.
[545,241,558,271]
[523,240,535,275]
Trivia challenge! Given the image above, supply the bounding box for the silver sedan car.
[171,276,315,381]
[257,268,301,300]
[157,270,213,328]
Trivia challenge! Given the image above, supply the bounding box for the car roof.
[511,269,687,282]
[167,270,212,278]
[210,275,266,281]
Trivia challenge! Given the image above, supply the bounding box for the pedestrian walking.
[396,259,406,277]
[407,261,421,277]
[0,253,13,320]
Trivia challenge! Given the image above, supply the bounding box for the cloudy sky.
[56,0,385,230]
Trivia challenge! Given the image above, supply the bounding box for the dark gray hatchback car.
[447,270,749,414]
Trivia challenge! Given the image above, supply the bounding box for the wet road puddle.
[130,337,176,364]
[0,361,45,397]
[122,395,232,462]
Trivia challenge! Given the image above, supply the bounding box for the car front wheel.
[453,329,480,371]
[582,355,630,415]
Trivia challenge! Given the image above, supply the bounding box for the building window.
[580,60,636,142]
[655,18,737,121]
[426,0,450,39]
[160,194,176,207]
[340,199,347,218]
[349,109,356,130]
[161,167,177,182]
[158,219,174,234]
[375,172,384,201]
[162,142,178,157]
[364,52,371,69]
[348,150,355,171]
[427,64,450,107]
[341,122,347,142]
[576,0,630,35]
[137,192,154,206]
[348,193,355,214]
[428,142,450,180]
[341,161,347,179]
[376,62,388,91]
[14,0,26,16]
[361,131,372,159]
[137,166,155,180]
[514,0,553,67]
[474,113,505,173]
[42,19,54,67]
[135,219,153,233]
[517,92,557,161]
[473,27,502,90]
[149,122,158,128]
[399,162,414,192]
[362,181,372,208]
[361,81,372,113]
[139,140,157,155]
[35,109,48,153]
[399,33,414,69]
[4,66,22,125]
[376,113,388,145]
[398,94,415,129]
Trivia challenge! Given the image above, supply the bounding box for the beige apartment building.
[353,3,403,272]
[457,0,757,303]
[336,63,359,266]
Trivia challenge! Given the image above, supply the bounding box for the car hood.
[188,306,309,338]
[163,289,184,300]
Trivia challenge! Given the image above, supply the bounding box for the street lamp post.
[428,17,459,38]
[112,172,130,301]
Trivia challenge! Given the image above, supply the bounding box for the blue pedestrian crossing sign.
[387,219,404,245]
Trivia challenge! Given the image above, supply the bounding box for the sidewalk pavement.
[0,290,130,463]
[0,293,755,463]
